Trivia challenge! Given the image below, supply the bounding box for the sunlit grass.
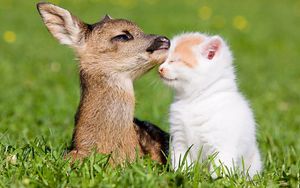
[0,0,300,187]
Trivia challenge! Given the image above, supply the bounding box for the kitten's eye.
[111,33,133,42]
[169,59,180,64]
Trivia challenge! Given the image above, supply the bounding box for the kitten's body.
[159,33,262,178]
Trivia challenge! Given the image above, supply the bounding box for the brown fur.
[37,2,170,164]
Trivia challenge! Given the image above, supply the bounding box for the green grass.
[1,0,300,187]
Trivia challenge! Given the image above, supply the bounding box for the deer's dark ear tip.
[37,2,46,9]
[36,2,54,11]
[37,2,46,16]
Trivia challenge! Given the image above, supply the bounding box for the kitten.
[159,32,262,178]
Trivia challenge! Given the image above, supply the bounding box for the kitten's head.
[158,32,233,91]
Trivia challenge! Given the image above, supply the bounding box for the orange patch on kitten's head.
[174,36,203,68]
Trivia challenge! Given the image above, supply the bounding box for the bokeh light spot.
[3,31,16,43]
[233,16,248,31]
[50,62,61,72]
[198,6,212,20]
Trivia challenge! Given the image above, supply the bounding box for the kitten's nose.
[158,66,165,75]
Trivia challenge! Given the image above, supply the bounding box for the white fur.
[159,33,262,178]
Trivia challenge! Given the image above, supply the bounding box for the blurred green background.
[1,0,300,186]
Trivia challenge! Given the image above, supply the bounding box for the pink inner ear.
[205,38,221,60]
[207,50,215,60]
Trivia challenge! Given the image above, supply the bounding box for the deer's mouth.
[157,42,170,51]
[146,36,170,53]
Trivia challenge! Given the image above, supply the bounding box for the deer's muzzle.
[146,36,170,53]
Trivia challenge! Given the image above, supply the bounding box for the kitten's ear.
[37,2,88,48]
[202,36,222,60]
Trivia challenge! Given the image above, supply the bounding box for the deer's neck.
[77,71,135,125]
[73,70,135,149]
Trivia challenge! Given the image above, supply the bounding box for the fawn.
[37,2,170,164]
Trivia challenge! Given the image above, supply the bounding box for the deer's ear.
[100,14,112,23]
[37,2,88,47]
[202,36,222,60]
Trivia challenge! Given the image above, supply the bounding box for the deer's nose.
[156,36,169,43]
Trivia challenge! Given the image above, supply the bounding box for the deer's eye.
[111,32,133,42]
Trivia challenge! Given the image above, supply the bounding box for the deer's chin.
[128,62,156,80]
[149,49,169,65]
